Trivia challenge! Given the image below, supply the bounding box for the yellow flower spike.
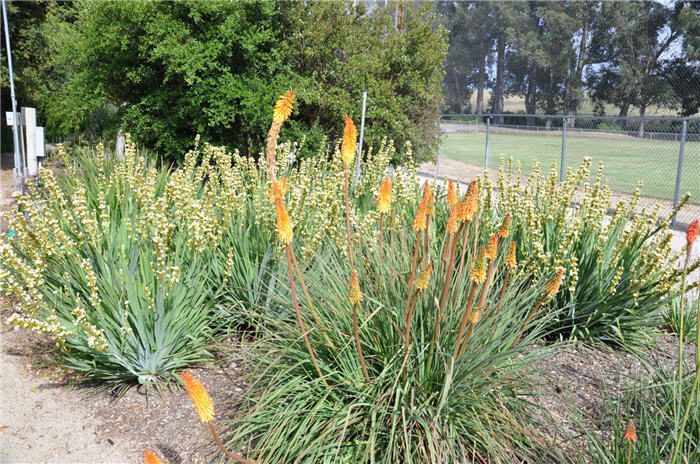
[414,263,433,291]
[469,308,481,324]
[446,205,459,234]
[181,371,215,423]
[446,179,457,207]
[341,116,358,166]
[275,196,294,244]
[457,180,478,222]
[505,242,517,267]
[273,89,295,124]
[545,267,565,296]
[485,234,498,260]
[268,176,289,202]
[348,271,363,304]
[423,182,435,215]
[412,199,428,231]
[143,450,163,464]
[498,213,512,238]
[470,247,487,283]
[377,175,392,213]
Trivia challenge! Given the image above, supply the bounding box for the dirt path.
[1,163,134,463]
[0,332,134,463]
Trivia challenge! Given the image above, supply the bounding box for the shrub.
[40,1,446,161]
[222,121,567,461]
[484,155,696,346]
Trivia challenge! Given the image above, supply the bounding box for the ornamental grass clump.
[222,100,565,462]
[489,155,696,346]
[586,219,700,463]
[2,142,214,389]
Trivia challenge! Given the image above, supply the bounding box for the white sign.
[36,127,45,159]
[5,111,24,126]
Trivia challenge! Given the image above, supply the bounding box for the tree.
[37,0,447,161]
[587,1,699,133]
[437,1,494,115]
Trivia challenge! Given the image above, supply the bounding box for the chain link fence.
[430,114,699,227]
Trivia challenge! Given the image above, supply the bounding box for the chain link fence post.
[436,118,441,178]
[560,117,567,182]
[672,118,687,228]
[484,116,490,169]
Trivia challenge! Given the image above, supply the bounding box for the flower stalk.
[181,371,259,464]
[670,219,699,464]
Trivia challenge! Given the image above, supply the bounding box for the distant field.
[466,91,697,117]
[441,132,700,204]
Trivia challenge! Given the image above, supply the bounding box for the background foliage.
[437,0,700,121]
[1,0,446,161]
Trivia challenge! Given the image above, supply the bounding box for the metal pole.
[354,90,367,185]
[484,117,490,169]
[560,117,567,182]
[436,118,441,178]
[2,0,24,191]
[672,119,687,228]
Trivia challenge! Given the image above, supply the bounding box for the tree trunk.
[618,102,630,131]
[525,71,536,126]
[494,31,506,123]
[396,0,404,35]
[476,36,487,115]
[568,18,591,128]
[637,104,646,138]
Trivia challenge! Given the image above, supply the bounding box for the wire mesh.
[436,114,699,227]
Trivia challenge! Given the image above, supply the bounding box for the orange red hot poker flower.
[456,180,478,222]
[505,242,517,267]
[181,371,215,423]
[273,90,295,124]
[446,206,459,234]
[341,116,358,166]
[412,194,429,231]
[415,263,433,291]
[446,179,457,207]
[470,247,487,284]
[545,267,565,296]
[687,219,699,251]
[622,420,637,443]
[348,270,363,304]
[485,234,498,260]
[275,196,294,244]
[498,213,512,238]
[268,177,288,202]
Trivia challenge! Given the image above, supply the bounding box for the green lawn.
[442,132,700,204]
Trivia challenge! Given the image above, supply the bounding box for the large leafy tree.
[36,0,446,161]
[587,0,699,130]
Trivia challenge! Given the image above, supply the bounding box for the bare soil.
[1,298,251,464]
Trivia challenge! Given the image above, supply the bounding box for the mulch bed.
[2,291,697,463]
